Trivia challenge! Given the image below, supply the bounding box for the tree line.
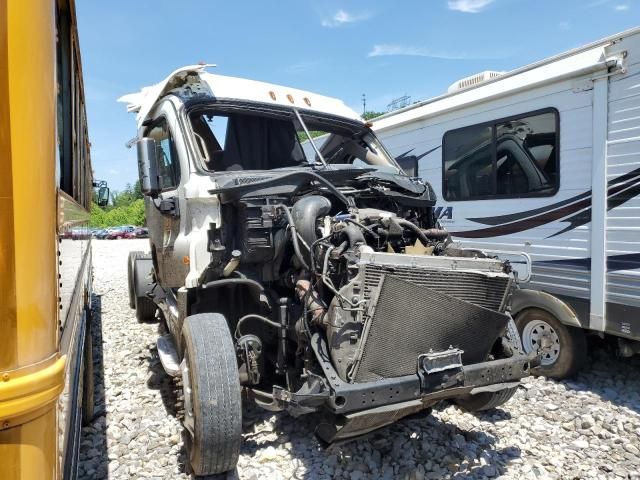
[90,180,145,227]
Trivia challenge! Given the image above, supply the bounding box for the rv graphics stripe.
[534,253,640,272]
[452,166,640,239]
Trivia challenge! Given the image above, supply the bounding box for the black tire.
[135,296,157,323]
[132,252,156,322]
[81,311,95,426]
[455,387,518,412]
[181,313,242,477]
[127,251,146,309]
[515,308,587,379]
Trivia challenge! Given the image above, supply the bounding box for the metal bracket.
[159,197,179,217]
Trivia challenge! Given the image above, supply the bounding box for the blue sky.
[76,0,639,191]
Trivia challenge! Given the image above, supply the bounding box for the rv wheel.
[515,308,586,379]
[181,313,242,477]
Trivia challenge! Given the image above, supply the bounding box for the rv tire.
[515,308,586,379]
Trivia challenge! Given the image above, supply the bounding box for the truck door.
[143,106,188,287]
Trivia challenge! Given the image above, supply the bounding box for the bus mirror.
[137,137,160,197]
[97,186,109,207]
[396,155,419,177]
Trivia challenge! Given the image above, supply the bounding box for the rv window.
[442,109,559,201]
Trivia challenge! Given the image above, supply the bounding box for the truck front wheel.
[455,387,518,412]
[181,313,242,476]
[515,308,586,379]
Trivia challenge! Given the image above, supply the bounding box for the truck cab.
[121,65,539,477]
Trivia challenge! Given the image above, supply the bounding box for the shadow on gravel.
[144,321,180,417]
[468,406,512,423]
[559,340,640,415]
[241,406,521,479]
[78,294,109,479]
[143,320,192,476]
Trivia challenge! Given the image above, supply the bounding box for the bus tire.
[455,387,517,412]
[81,311,95,426]
[128,251,146,309]
[181,313,242,477]
[515,308,586,379]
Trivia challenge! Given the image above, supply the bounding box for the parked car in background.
[107,225,136,239]
[124,227,148,239]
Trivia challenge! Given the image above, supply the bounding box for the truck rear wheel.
[127,251,145,309]
[515,308,586,379]
[181,313,242,476]
[130,252,156,322]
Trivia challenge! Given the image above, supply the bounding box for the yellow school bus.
[0,0,106,478]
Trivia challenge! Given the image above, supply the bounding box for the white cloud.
[615,4,629,10]
[321,9,371,27]
[108,169,119,175]
[558,21,571,30]
[284,60,321,74]
[368,44,468,60]
[447,0,495,13]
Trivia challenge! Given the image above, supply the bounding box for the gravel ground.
[80,239,640,480]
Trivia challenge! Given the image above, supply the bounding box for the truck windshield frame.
[185,101,403,175]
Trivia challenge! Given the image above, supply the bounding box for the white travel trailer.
[373,27,640,378]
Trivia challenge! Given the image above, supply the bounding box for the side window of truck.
[147,118,181,190]
[443,109,559,201]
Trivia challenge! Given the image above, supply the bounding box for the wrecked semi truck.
[120,65,539,476]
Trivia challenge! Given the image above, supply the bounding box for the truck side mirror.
[137,137,160,197]
[396,155,419,177]
[97,186,110,207]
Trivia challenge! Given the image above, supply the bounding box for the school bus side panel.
[0,0,62,478]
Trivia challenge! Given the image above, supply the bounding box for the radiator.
[351,252,513,383]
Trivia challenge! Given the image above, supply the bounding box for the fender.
[511,288,582,328]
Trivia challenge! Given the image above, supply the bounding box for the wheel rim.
[522,319,560,365]
[180,358,195,438]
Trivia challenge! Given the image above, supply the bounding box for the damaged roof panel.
[118,64,362,128]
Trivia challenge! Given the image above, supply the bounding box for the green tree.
[362,111,386,121]
[90,180,146,227]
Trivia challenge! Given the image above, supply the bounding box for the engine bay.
[193,168,516,403]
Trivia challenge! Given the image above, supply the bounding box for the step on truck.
[120,65,540,477]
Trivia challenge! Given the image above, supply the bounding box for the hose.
[421,228,450,241]
[201,277,264,296]
[291,195,332,248]
[395,219,430,245]
[276,204,310,270]
[345,219,379,239]
[337,223,365,247]
[235,313,281,338]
